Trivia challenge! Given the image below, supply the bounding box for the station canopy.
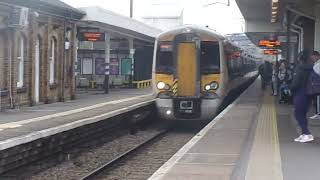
[235,0,318,46]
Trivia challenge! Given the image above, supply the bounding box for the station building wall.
[0,3,81,110]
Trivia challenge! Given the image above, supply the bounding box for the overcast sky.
[61,0,244,35]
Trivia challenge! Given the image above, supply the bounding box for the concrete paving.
[0,88,153,150]
[277,102,320,180]
[149,78,263,180]
[0,88,152,123]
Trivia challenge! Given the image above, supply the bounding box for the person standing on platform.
[309,51,320,119]
[258,61,272,90]
[290,49,314,143]
[271,61,279,96]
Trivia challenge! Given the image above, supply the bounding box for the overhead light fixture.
[272,11,277,15]
[272,6,278,10]
[272,0,279,3]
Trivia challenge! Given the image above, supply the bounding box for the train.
[152,25,259,121]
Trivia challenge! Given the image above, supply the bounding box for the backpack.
[306,71,320,95]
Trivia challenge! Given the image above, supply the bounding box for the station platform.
[0,88,153,151]
[149,79,320,180]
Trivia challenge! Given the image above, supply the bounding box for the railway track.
[82,124,201,180]
[80,129,168,180]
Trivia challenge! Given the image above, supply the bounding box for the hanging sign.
[78,27,105,41]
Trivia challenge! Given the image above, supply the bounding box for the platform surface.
[149,79,320,180]
[0,88,153,150]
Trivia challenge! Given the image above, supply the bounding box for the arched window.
[49,37,56,84]
[17,37,25,88]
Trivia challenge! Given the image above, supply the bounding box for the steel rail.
[79,130,168,180]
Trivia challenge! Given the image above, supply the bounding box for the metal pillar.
[128,38,135,88]
[104,33,110,94]
[130,0,133,18]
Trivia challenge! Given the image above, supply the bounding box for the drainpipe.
[290,29,301,56]
[286,10,292,63]
[291,24,304,52]
[60,20,66,102]
[290,28,302,52]
[8,30,14,108]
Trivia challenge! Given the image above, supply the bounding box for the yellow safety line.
[245,93,283,180]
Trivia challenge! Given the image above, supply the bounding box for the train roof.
[157,25,225,41]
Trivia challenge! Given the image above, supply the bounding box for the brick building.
[0,0,84,110]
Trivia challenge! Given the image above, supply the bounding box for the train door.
[177,42,197,96]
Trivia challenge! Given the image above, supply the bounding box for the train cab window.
[200,41,220,74]
[156,42,174,74]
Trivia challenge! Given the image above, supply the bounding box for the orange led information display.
[78,27,105,42]
[259,40,281,47]
[263,49,279,55]
[83,32,104,41]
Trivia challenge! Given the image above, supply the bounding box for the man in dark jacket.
[290,49,314,143]
[259,61,272,90]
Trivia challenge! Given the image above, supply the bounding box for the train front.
[153,27,225,121]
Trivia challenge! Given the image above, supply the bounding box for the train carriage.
[152,25,257,120]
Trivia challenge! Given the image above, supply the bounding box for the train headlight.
[210,82,219,90]
[157,82,166,90]
[204,81,219,91]
[205,85,211,91]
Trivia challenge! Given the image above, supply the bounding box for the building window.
[49,38,56,84]
[17,37,25,88]
[79,41,93,50]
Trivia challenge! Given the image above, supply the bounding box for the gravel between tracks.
[96,130,196,180]
[30,129,162,180]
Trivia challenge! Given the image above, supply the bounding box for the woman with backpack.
[290,49,314,143]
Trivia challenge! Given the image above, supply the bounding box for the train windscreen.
[200,41,220,74]
[156,42,174,74]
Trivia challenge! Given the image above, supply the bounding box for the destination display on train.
[159,43,173,51]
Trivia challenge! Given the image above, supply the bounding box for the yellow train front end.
[153,26,226,120]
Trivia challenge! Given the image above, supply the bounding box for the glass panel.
[17,37,24,87]
[156,42,173,74]
[200,41,220,74]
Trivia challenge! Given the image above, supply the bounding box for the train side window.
[156,42,174,74]
[200,41,220,74]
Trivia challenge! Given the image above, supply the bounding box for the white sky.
[61,0,244,35]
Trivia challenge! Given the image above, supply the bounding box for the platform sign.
[110,58,119,75]
[121,58,132,75]
[78,27,105,42]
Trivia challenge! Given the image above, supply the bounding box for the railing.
[133,79,152,89]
